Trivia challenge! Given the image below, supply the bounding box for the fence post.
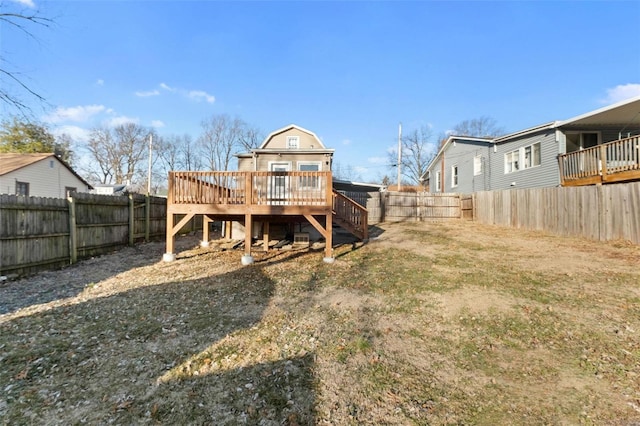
[67,195,77,264]
[145,195,151,242]
[129,194,135,246]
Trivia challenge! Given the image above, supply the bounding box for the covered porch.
[558,135,640,186]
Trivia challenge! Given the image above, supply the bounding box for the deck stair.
[332,190,368,241]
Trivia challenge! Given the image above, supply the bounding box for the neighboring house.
[0,153,92,198]
[424,96,640,192]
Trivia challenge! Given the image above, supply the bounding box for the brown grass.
[1,220,639,425]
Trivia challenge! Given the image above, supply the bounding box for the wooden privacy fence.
[0,193,173,277]
[473,182,640,244]
[365,192,465,224]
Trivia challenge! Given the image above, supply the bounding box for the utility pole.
[147,134,153,195]
[397,123,402,191]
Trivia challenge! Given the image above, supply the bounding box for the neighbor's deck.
[559,135,640,186]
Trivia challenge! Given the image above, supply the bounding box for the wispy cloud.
[159,82,176,92]
[10,0,35,8]
[151,120,165,128]
[51,125,91,142]
[602,84,640,104]
[44,105,106,123]
[135,89,160,97]
[106,115,140,127]
[342,139,352,145]
[156,82,215,103]
[188,90,215,104]
[96,79,104,86]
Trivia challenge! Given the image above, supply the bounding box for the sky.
[2,0,640,183]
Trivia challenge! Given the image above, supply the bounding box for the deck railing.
[332,190,368,240]
[168,171,333,206]
[558,135,640,186]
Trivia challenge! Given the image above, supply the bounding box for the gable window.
[473,156,482,176]
[298,162,321,188]
[16,181,29,196]
[287,136,300,149]
[505,142,541,174]
[451,165,458,188]
[435,171,441,192]
[49,160,55,168]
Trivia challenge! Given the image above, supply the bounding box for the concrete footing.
[200,240,210,248]
[241,254,254,265]
[323,257,335,264]
[162,253,176,262]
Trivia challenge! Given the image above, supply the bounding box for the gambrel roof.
[258,124,328,150]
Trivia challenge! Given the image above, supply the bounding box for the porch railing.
[558,135,640,186]
[168,171,333,206]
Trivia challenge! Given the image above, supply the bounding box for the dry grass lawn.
[1,220,639,425]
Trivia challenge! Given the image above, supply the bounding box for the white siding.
[0,159,90,198]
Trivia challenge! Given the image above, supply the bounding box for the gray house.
[424,96,640,192]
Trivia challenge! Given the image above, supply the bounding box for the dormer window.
[287,136,300,149]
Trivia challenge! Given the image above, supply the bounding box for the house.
[163,124,367,264]
[0,153,92,198]
[423,96,640,192]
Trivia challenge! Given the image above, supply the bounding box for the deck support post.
[323,213,334,263]
[163,212,176,262]
[263,221,270,252]
[201,215,212,247]
[225,221,232,239]
[242,213,254,265]
[164,212,195,262]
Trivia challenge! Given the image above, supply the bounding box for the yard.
[1,221,639,425]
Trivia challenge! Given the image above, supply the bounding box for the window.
[65,187,77,197]
[298,162,320,188]
[435,171,441,192]
[523,143,541,169]
[286,136,300,149]
[16,181,29,196]
[49,160,55,168]
[505,150,519,173]
[451,165,458,188]
[504,142,541,174]
[473,156,482,176]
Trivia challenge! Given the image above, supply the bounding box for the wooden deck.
[559,135,640,186]
[165,171,367,262]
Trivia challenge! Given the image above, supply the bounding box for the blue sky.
[2,0,640,183]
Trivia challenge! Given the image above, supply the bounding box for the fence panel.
[1,194,169,277]
[473,183,640,244]
[0,195,70,276]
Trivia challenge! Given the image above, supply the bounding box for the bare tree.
[0,2,54,115]
[85,123,150,185]
[332,161,362,182]
[238,124,263,151]
[86,127,116,184]
[198,114,250,171]
[388,125,437,185]
[452,116,505,138]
